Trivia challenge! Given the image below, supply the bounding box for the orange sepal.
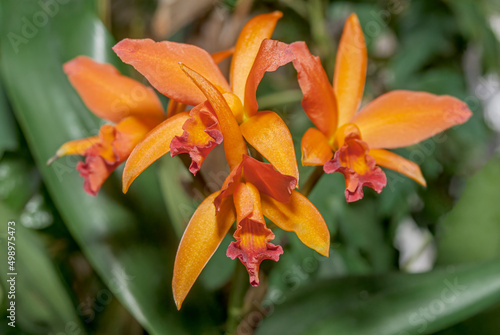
[170,102,223,175]
[227,183,282,286]
[352,90,473,149]
[291,42,338,138]
[244,39,295,117]
[211,47,235,64]
[261,190,330,257]
[122,111,190,193]
[113,39,230,106]
[63,56,164,124]
[180,64,247,170]
[301,127,333,166]
[172,192,236,310]
[47,136,100,165]
[166,99,186,118]
[241,111,299,181]
[370,149,426,186]
[333,14,367,126]
[230,11,283,101]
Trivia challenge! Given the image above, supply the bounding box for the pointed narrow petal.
[370,149,426,186]
[63,56,164,123]
[230,11,282,101]
[290,42,338,138]
[214,162,243,212]
[261,190,330,257]
[173,192,236,309]
[170,102,223,175]
[334,14,367,126]
[241,111,299,181]
[301,128,333,166]
[180,64,247,170]
[324,135,386,202]
[244,39,295,116]
[242,155,296,203]
[211,47,235,64]
[113,39,230,106]
[122,111,190,193]
[227,183,283,286]
[352,91,473,149]
[47,136,100,165]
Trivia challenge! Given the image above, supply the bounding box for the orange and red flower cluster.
[50,12,472,308]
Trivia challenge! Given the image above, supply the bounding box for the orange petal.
[333,14,367,126]
[113,39,230,106]
[47,136,100,165]
[122,111,190,193]
[63,56,164,124]
[301,128,333,166]
[166,99,186,118]
[173,192,236,309]
[261,190,330,257]
[211,47,234,64]
[170,102,222,175]
[180,64,247,170]
[352,90,473,149]
[369,149,426,186]
[244,39,295,117]
[230,11,282,102]
[290,42,338,138]
[241,111,299,181]
[228,182,283,286]
[242,155,296,203]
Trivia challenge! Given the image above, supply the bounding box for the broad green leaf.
[0,203,85,334]
[257,260,500,335]
[0,0,218,333]
[0,83,18,159]
[436,155,500,265]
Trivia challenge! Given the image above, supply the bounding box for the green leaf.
[257,260,500,335]
[0,203,85,334]
[0,82,18,159]
[0,0,217,333]
[436,154,500,265]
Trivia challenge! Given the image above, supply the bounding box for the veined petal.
[227,183,283,286]
[78,116,154,196]
[47,136,100,165]
[324,133,386,202]
[301,128,333,166]
[230,11,282,102]
[241,111,299,181]
[370,149,426,186]
[63,56,164,123]
[334,14,367,126]
[180,64,247,170]
[173,192,236,310]
[291,42,338,138]
[352,90,473,149]
[170,102,223,175]
[261,190,330,257]
[244,39,295,117]
[242,155,296,203]
[122,111,190,193]
[113,39,230,106]
[211,47,234,64]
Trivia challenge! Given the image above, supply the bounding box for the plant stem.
[226,264,249,335]
[301,166,325,197]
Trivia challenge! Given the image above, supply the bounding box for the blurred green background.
[1,0,500,334]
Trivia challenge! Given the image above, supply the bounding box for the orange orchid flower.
[112,11,299,193]
[171,64,330,309]
[291,14,472,202]
[48,56,166,195]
